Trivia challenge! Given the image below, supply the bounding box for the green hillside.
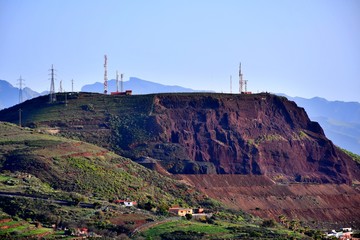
[0,121,205,204]
[0,121,216,237]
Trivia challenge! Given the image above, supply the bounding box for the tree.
[185,213,192,220]
[156,203,169,216]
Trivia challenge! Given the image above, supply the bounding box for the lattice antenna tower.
[17,75,25,103]
[239,62,244,93]
[49,64,56,103]
[121,73,124,92]
[71,79,74,92]
[104,54,108,94]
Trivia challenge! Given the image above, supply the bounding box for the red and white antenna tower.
[104,54,108,94]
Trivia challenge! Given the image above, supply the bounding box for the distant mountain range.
[81,77,199,94]
[0,80,40,109]
[280,94,360,155]
[0,78,359,154]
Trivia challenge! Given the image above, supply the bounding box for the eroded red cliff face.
[148,93,359,184]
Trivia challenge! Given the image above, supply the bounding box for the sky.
[0,0,359,102]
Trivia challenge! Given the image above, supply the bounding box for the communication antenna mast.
[49,64,56,103]
[230,75,232,94]
[104,54,108,94]
[116,70,119,92]
[239,62,244,93]
[238,62,249,94]
[120,73,124,92]
[17,75,25,103]
[71,79,74,92]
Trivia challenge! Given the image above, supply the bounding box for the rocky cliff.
[0,92,358,185]
[140,93,359,184]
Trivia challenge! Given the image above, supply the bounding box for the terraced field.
[0,217,53,239]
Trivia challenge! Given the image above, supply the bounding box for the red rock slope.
[151,93,359,184]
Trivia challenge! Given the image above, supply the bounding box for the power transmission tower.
[17,75,25,104]
[49,64,56,103]
[104,54,108,94]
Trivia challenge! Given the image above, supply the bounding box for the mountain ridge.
[0,92,359,228]
[1,78,359,155]
[0,92,358,184]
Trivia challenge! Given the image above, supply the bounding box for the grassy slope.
[0,121,217,237]
[0,121,205,205]
[340,147,360,164]
[140,219,308,240]
[0,121,216,237]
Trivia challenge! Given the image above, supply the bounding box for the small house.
[114,199,137,207]
[169,207,193,217]
[124,200,137,207]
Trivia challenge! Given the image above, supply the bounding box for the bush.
[185,213,192,220]
[261,219,277,228]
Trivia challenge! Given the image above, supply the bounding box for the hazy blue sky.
[1,0,359,101]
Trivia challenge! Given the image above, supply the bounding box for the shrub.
[261,219,277,228]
